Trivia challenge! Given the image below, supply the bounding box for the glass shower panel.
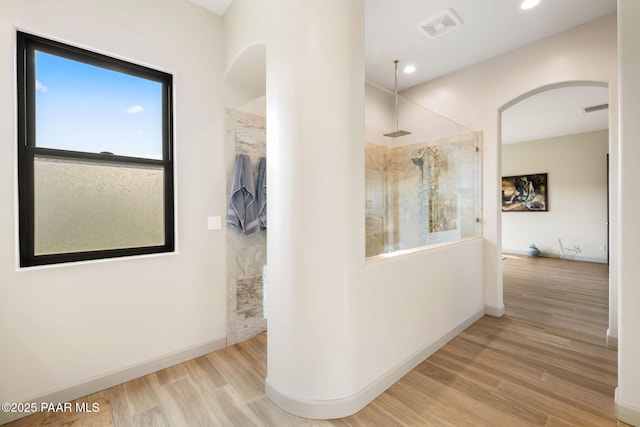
[365,83,482,257]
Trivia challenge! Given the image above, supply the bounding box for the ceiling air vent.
[582,103,609,113]
[418,8,463,39]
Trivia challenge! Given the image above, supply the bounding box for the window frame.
[17,32,175,267]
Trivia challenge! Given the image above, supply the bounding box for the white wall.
[502,130,609,263]
[616,0,640,424]
[222,0,266,108]
[222,0,265,73]
[355,239,484,397]
[0,1,227,422]
[265,0,365,413]
[403,12,618,326]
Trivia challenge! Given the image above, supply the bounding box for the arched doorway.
[499,81,615,344]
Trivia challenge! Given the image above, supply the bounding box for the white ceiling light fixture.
[521,0,541,10]
[418,8,463,40]
[403,64,416,74]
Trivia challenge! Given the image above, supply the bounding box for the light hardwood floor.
[5,255,629,426]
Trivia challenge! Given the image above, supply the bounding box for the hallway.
[5,256,626,426]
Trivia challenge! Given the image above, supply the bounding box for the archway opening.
[499,81,613,344]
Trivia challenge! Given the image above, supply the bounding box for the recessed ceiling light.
[521,0,540,10]
[404,65,416,74]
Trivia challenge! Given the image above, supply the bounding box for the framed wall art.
[501,173,548,212]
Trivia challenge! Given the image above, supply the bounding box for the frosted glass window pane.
[33,157,165,255]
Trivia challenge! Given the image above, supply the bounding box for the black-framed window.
[17,32,174,267]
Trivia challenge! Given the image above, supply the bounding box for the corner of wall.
[265,307,485,419]
[0,337,226,425]
[485,304,505,317]
[615,388,640,426]
[606,329,618,349]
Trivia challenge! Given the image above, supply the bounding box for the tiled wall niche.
[225,109,267,344]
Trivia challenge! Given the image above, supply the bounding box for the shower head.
[384,129,412,138]
[411,147,425,167]
[384,60,412,138]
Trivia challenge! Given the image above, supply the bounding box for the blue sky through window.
[35,51,163,160]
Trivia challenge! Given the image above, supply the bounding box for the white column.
[616,0,640,425]
[264,0,366,419]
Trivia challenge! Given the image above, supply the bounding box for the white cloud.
[124,105,144,114]
[35,81,49,93]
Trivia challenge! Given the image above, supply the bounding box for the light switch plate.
[207,216,222,230]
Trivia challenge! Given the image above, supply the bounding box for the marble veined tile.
[236,307,267,343]
[232,246,266,280]
[226,108,268,344]
[236,277,264,312]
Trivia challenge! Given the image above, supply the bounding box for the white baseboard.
[485,304,505,317]
[615,387,640,426]
[606,329,618,348]
[265,308,485,419]
[0,337,227,425]
[502,250,607,264]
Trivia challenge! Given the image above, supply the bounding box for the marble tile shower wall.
[225,109,267,344]
[365,132,480,257]
[365,144,392,256]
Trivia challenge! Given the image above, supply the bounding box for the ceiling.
[188,0,231,16]
[502,85,609,144]
[192,0,615,143]
[365,0,616,91]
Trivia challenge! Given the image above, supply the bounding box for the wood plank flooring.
[5,255,628,426]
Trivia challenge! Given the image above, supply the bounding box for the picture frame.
[501,173,548,212]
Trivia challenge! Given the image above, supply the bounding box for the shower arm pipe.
[393,60,399,132]
[383,60,410,138]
